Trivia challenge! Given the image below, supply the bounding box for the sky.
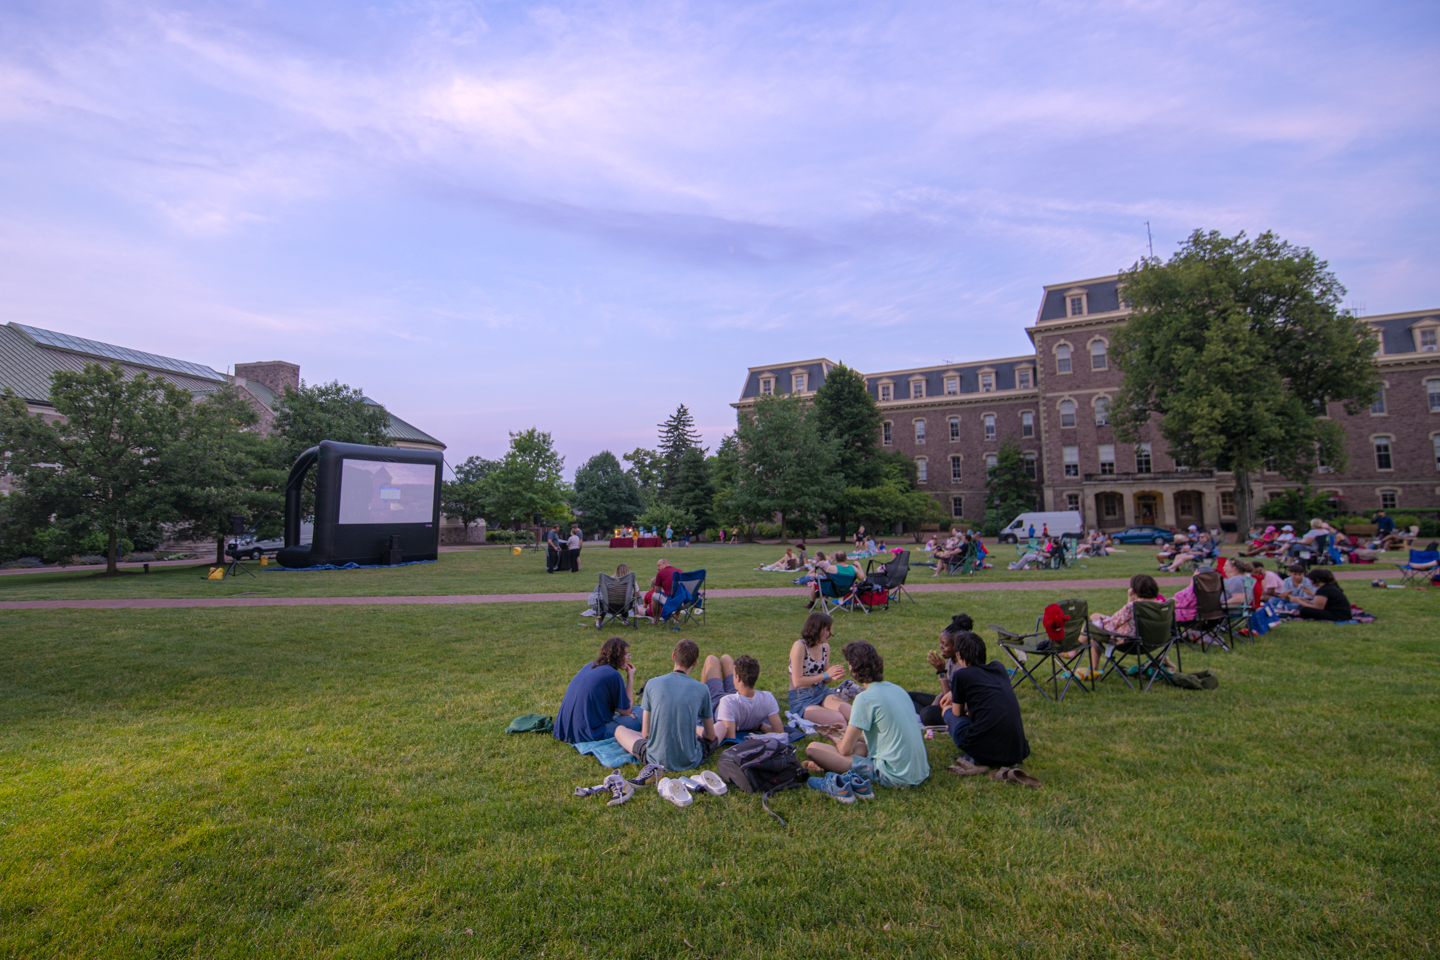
[1,0,1437,476]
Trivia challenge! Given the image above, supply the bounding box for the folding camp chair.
[817,570,865,615]
[593,572,639,630]
[660,569,707,628]
[990,598,1091,702]
[1396,549,1439,586]
[861,551,914,609]
[1175,570,1230,654]
[1094,599,1178,692]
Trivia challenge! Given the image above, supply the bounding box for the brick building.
[735,277,1440,531]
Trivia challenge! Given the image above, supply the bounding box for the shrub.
[1392,514,1420,531]
[73,554,108,565]
[1419,520,1440,538]
[0,557,44,569]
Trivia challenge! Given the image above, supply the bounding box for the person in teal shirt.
[803,640,930,789]
[615,638,718,771]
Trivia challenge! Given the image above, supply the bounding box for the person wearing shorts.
[803,641,930,789]
[614,639,718,771]
[714,656,784,740]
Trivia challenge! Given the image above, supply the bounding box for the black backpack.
[716,738,807,823]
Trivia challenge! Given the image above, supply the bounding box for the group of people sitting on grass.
[552,609,1037,801]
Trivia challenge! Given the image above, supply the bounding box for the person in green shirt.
[803,640,930,790]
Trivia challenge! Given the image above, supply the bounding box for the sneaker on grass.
[807,772,855,804]
[843,773,874,800]
[626,763,666,787]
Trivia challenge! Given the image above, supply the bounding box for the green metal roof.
[0,323,227,404]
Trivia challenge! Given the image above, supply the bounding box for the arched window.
[950,456,962,482]
[1060,400,1076,428]
[914,419,926,443]
[916,457,928,483]
[1056,344,1072,374]
[1090,340,1108,370]
[1374,436,1393,470]
[1095,397,1110,426]
[983,414,996,440]
[1021,411,1034,437]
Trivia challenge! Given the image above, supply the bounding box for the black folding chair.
[864,551,914,607]
[990,598,1091,702]
[1175,570,1231,653]
[1093,599,1178,691]
[593,572,639,630]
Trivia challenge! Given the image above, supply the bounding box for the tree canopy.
[1112,230,1378,536]
[271,380,392,468]
[811,362,882,488]
[441,455,499,536]
[483,428,570,530]
[622,447,663,510]
[983,439,1039,535]
[726,394,841,542]
[572,451,645,533]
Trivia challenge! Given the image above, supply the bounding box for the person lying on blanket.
[757,547,800,571]
[614,639,719,772]
[553,637,641,743]
[713,655,784,740]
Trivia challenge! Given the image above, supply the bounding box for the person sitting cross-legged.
[1294,567,1353,622]
[614,639,719,771]
[553,636,641,743]
[787,611,853,728]
[803,641,930,801]
[939,624,1032,777]
[713,655,784,740]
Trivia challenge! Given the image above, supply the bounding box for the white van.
[998,511,1084,544]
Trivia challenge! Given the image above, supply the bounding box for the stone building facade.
[736,277,1440,531]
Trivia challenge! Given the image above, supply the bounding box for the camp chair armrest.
[989,624,1040,645]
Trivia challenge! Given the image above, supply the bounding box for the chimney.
[233,361,300,397]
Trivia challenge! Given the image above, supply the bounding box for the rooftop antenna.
[1145,221,1155,260]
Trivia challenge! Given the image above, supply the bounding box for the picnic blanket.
[269,560,437,572]
[720,726,809,747]
[572,737,636,768]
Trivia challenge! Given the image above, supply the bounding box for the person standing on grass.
[554,637,640,743]
[713,655,785,740]
[939,621,1031,776]
[803,641,930,792]
[567,525,583,573]
[545,525,562,573]
[787,611,852,727]
[614,639,718,771]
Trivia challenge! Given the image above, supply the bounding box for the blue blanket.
[269,560,438,572]
[573,737,636,768]
[720,726,810,746]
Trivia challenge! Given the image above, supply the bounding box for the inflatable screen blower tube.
[277,440,444,568]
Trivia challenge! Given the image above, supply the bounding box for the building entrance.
[1134,492,1160,526]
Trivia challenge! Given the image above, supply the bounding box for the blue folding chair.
[661,569,707,627]
[1396,550,1438,586]
[817,570,865,615]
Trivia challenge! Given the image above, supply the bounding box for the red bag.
[860,588,889,606]
[1042,603,1070,641]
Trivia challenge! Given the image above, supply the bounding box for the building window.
[1098,444,1115,475]
[1371,389,1386,415]
[1135,442,1152,474]
[1374,437,1393,470]
[983,414,996,440]
[1095,397,1110,426]
[1063,446,1079,477]
[1091,340,1108,371]
[985,453,998,470]
[911,379,926,399]
[1017,368,1032,389]
[1069,295,1085,317]
[760,378,773,395]
[1434,434,1440,470]
[980,373,994,393]
[1056,344,1072,374]
[1023,453,1037,480]
[948,417,960,441]
[1099,492,1122,519]
[1428,379,1440,412]
[951,496,964,518]
[792,373,807,393]
[950,456,963,482]
[916,457,928,483]
[1380,489,1398,510]
[1422,329,1438,352]
[882,421,892,445]
[944,376,959,395]
[1021,411,1034,438]
[1220,491,1236,517]
[879,383,892,402]
[914,419,926,443]
[1066,492,1080,511]
[1059,400,1076,428]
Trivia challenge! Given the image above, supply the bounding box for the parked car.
[1111,525,1174,545]
[226,536,285,560]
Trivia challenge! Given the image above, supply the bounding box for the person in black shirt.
[1296,567,1353,622]
[936,616,1030,774]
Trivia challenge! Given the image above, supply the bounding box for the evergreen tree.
[572,451,645,533]
[656,404,703,501]
[812,363,882,488]
[1113,230,1378,538]
[622,447,663,509]
[983,439,1039,536]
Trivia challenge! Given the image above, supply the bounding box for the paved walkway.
[0,568,1394,611]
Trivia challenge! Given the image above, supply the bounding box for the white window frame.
[879,382,893,402]
[1055,342,1072,375]
[1371,385,1387,416]
[944,375,959,396]
[792,372,807,393]
[1427,378,1440,412]
[1094,396,1110,426]
[985,453,998,470]
[1065,492,1080,511]
[948,417,960,442]
[1379,489,1398,510]
[979,370,995,393]
[916,456,928,483]
[951,496,964,518]
[910,377,927,400]
[1021,411,1034,438]
[914,419,926,444]
[1135,442,1153,474]
[1098,443,1115,475]
[950,455,963,482]
[1062,446,1079,478]
[882,421,893,446]
[1059,399,1076,428]
[1016,367,1033,390]
[1373,436,1393,471]
[983,413,996,441]
[759,377,774,396]
[1090,338,1109,371]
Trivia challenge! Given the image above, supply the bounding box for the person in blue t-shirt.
[615,638,718,771]
[553,637,641,743]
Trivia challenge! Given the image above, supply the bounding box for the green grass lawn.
[2,586,1436,958]
[0,542,1408,601]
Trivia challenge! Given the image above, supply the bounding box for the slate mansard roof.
[0,322,443,449]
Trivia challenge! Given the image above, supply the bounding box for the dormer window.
[759,377,774,395]
[944,376,959,395]
[1070,296,1084,316]
[979,370,995,393]
[879,382,893,402]
[1413,318,1440,352]
[1423,330,1438,352]
[792,372,807,393]
[1016,367,1033,389]
[910,377,926,399]
[1065,289,1088,317]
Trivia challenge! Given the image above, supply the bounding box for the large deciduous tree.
[728,394,841,542]
[0,364,191,575]
[483,428,569,532]
[622,447,663,510]
[572,451,644,533]
[271,380,393,467]
[441,455,499,539]
[811,362,883,538]
[1112,230,1378,539]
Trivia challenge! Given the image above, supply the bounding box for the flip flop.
[989,767,1042,788]
[947,758,990,777]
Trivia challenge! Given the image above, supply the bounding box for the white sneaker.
[581,609,596,617]
[657,777,693,808]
